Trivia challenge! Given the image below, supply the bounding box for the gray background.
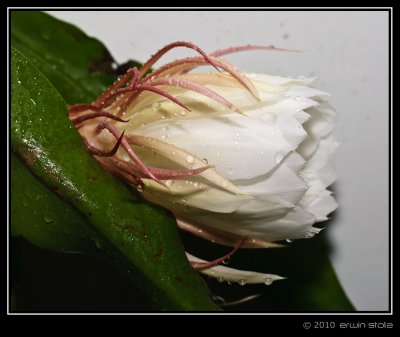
[48,10,390,311]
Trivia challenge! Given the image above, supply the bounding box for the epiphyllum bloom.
[69,42,338,286]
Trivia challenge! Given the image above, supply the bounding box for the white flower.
[69,42,338,286]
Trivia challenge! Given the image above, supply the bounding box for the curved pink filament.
[100,123,163,185]
[96,68,141,109]
[110,157,211,180]
[191,236,248,270]
[83,131,124,157]
[96,157,144,189]
[70,111,129,125]
[139,41,219,78]
[68,103,102,114]
[147,76,239,112]
[143,56,259,100]
[210,44,301,57]
[135,84,191,111]
[94,70,133,106]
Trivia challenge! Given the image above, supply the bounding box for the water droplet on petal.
[305,231,315,239]
[238,279,247,286]
[217,276,224,283]
[152,102,161,110]
[186,155,194,164]
[161,134,168,140]
[222,256,231,265]
[180,110,187,116]
[286,238,293,243]
[221,180,228,188]
[165,180,173,187]
[264,278,273,285]
[262,112,277,124]
[137,185,144,193]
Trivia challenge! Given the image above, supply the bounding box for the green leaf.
[11,11,141,104]
[11,47,219,311]
[11,153,98,253]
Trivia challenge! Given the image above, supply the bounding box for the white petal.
[186,253,284,285]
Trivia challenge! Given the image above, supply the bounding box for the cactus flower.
[69,42,338,286]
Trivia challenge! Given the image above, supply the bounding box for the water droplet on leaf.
[43,215,54,223]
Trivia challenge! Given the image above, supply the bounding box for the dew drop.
[165,180,173,187]
[180,110,187,116]
[304,231,315,239]
[264,278,273,285]
[43,215,54,223]
[152,102,161,110]
[221,180,228,188]
[274,152,285,163]
[93,237,103,250]
[182,198,187,204]
[161,134,168,140]
[227,281,232,285]
[226,165,234,175]
[262,112,277,124]
[17,80,21,84]
[238,279,247,286]
[217,276,224,283]
[186,155,194,164]
[211,295,225,304]
[222,256,231,265]
[30,99,36,106]
[286,238,293,243]
[136,185,144,193]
